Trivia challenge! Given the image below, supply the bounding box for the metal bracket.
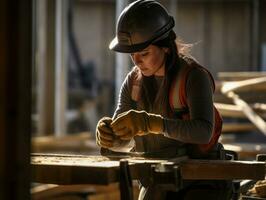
[256,154,266,162]
[222,149,239,160]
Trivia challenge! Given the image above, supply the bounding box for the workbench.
[31,153,265,185]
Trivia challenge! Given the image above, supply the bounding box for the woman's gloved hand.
[96,117,116,148]
[110,110,164,140]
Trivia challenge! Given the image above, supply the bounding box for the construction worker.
[96,0,232,199]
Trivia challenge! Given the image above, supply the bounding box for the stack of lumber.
[214,72,266,159]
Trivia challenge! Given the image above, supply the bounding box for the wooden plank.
[31,154,266,185]
[220,76,266,135]
[221,77,266,93]
[31,154,120,185]
[214,92,266,105]
[218,72,266,81]
[224,92,266,135]
[180,159,265,180]
[253,103,266,111]
[224,143,266,160]
[222,123,256,132]
[215,103,266,119]
[215,103,245,118]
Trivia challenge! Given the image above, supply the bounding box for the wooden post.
[35,0,56,136]
[0,0,32,199]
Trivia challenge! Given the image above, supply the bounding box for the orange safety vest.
[131,59,222,153]
[169,61,223,153]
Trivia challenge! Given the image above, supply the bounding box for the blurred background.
[31,0,266,153]
[1,0,266,199]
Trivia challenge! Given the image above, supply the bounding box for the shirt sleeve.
[112,72,134,119]
[163,67,214,144]
[109,71,136,152]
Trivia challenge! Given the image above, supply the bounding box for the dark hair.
[139,31,182,116]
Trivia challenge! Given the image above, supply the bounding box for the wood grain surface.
[31,154,266,185]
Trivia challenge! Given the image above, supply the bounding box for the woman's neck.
[154,64,165,76]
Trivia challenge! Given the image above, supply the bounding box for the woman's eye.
[141,52,148,56]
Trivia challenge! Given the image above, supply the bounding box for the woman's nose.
[131,54,142,65]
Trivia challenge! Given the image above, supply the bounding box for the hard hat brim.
[109,37,150,53]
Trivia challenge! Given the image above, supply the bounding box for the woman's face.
[130,45,168,77]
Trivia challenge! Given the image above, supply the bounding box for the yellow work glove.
[110,110,164,140]
[96,117,117,148]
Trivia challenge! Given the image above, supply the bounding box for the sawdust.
[31,155,119,167]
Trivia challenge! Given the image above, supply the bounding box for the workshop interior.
[1,0,266,199]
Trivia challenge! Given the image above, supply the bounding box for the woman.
[96,0,232,199]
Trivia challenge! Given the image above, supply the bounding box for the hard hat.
[109,0,175,53]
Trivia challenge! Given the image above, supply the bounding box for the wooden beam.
[31,154,266,185]
[180,159,265,180]
[221,77,266,135]
[31,154,119,185]
[35,0,56,136]
[221,76,266,93]
[224,143,266,160]
[225,92,266,135]
[222,123,256,132]
[218,72,266,81]
[55,0,68,137]
[215,103,266,119]
[215,103,245,118]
